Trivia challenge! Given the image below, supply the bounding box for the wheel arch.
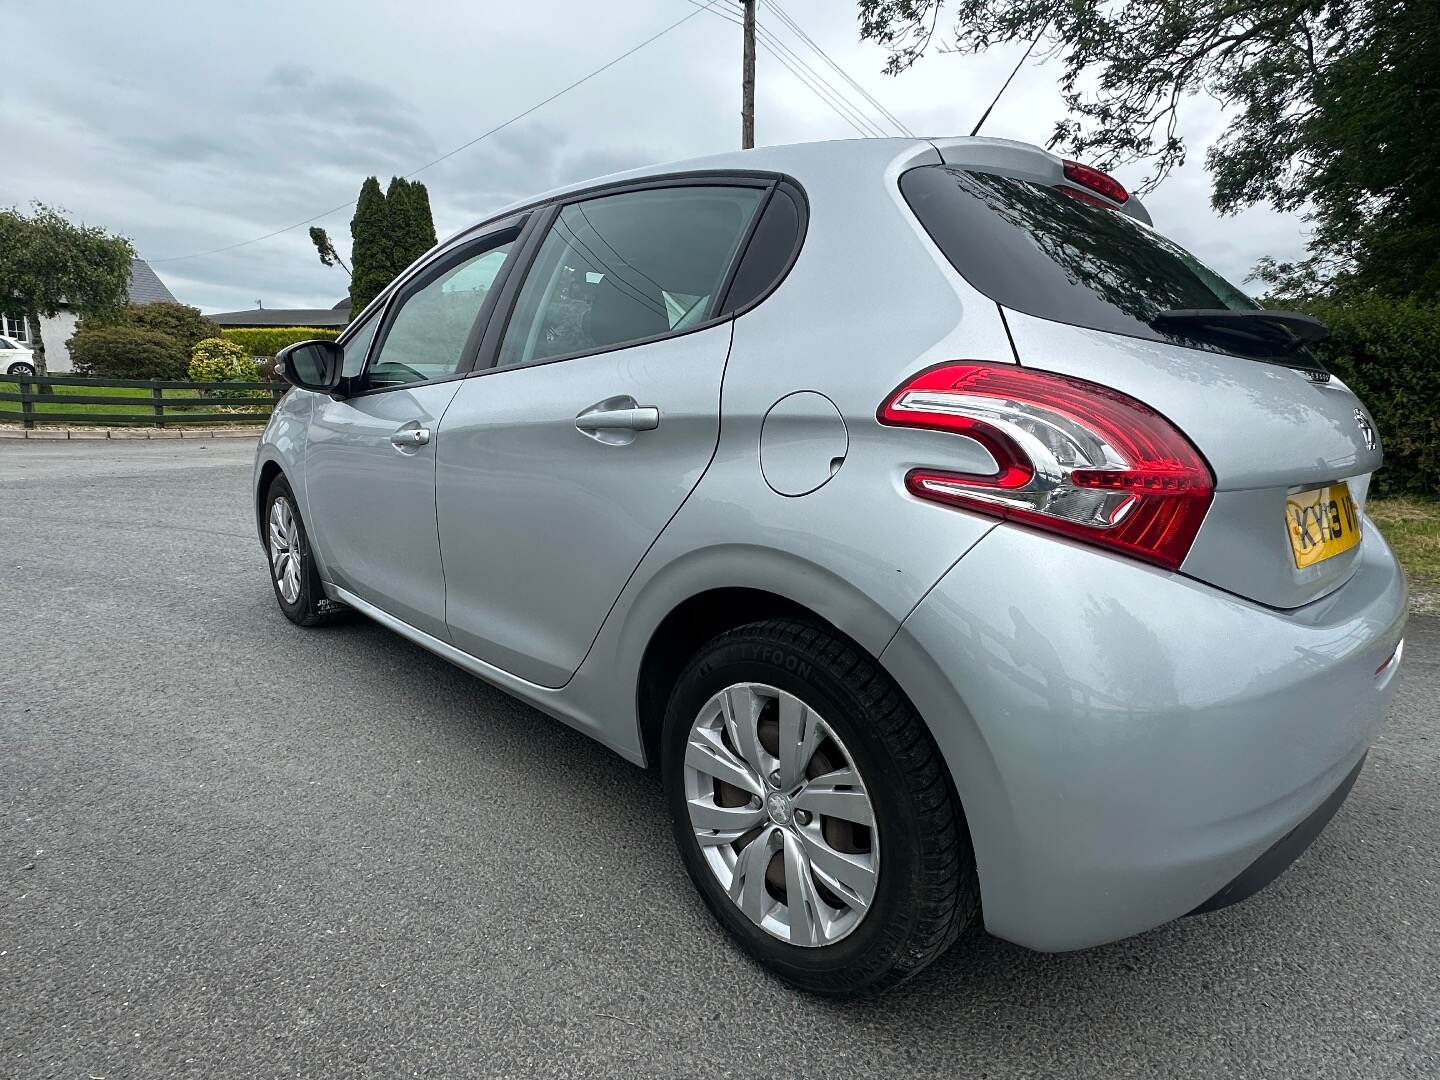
[255,458,286,543]
[636,586,816,767]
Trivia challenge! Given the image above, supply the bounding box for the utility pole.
[741,0,756,148]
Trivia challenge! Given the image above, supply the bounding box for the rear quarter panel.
[560,139,1023,760]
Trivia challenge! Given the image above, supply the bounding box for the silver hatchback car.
[255,136,1407,994]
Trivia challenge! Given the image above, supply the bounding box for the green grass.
[0,379,268,423]
[1,379,188,418]
[1369,496,1440,614]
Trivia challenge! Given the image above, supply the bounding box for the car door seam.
[553,318,738,689]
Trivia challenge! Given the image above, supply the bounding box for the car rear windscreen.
[900,165,1310,363]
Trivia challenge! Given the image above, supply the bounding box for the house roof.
[204,307,351,329]
[129,257,177,305]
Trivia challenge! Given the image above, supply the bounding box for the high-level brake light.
[1061,160,1129,205]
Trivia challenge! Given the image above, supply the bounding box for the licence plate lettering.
[1286,484,1361,569]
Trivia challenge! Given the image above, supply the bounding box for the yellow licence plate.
[1287,483,1361,569]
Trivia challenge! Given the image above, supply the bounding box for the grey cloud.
[1,1,1312,311]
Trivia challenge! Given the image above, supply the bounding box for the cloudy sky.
[2,0,1311,314]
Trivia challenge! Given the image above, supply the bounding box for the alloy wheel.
[682,682,879,947]
[267,497,303,604]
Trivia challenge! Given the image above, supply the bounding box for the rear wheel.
[264,476,336,627]
[662,618,978,995]
[6,361,36,377]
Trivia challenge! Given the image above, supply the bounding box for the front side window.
[366,239,514,389]
[340,310,381,378]
[496,185,764,368]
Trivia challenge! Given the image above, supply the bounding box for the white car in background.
[1,337,36,377]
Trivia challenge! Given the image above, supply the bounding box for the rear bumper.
[881,522,1407,952]
[1187,752,1365,917]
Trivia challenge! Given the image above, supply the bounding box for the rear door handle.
[575,397,660,444]
[575,407,660,432]
[390,426,431,448]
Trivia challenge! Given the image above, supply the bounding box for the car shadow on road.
[312,603,1417,1059]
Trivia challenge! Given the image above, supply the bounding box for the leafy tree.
[403,179,438,260]
[347,176,439,316]
[308,226,350,276]
[78,301,214,352]
[386,177,439,272]
[0,203,133,377]
[384,177,414,276]
[348,177,392,315]
[856,0,1440,298]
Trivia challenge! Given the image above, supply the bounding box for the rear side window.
[900,165,1288,356]
[497,185,765,367]
[718,183,804,315]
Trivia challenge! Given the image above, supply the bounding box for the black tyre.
[662,618,978,995]
[263,475,337,627]
[6,361,36,377]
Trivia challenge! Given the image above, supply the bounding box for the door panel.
[437,321,732,686]
[302,230,523,637]
[306,382,464,637]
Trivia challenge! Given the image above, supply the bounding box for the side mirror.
[276,339,344,394]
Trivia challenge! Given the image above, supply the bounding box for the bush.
[221,326,339,357]
[189,338,259,383]
[76,302,215,352]
[1297,295,1440,496]
[69,327,189,380]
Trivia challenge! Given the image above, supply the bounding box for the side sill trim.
[325,585,645,766]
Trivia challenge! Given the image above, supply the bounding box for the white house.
[0,257,178,372]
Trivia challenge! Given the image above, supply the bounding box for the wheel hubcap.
[267,497,303,604]
[683,682,879,947]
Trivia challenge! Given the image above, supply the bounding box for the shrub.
[1297,295,1440,496]
[221,326,339,357]
[76,302,215,352]
[69,327,189,380]
[189,338,259,383]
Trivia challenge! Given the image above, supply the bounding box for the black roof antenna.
[970,7,1058,137]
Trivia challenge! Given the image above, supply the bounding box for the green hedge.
[70,327,189,381]
[189,338,259,384]
[1298,296,1440,496]
[220,326,339,356]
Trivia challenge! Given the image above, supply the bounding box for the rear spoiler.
[926,136,1152,226]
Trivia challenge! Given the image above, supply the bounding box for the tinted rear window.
[900,165,1304,361]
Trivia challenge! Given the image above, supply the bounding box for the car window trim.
[715,178,809,319]
[471,172,781,376]
[343,214,533,399]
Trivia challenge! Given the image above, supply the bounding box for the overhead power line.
[755,19,891,137]
[152,1,724,264]
[683,0,896,139]
[766,0,914,137]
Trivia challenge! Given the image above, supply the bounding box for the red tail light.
[1062,160,1128,205]
[878,362,1214,570]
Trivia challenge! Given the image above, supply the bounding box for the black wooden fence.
[0,374,289,429]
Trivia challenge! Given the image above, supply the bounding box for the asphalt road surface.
[2,439,1436,1079]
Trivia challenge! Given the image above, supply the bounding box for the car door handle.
[390,426,431,447]
[575,397,660,445]
[575,406,660,432]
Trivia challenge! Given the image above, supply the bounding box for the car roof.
[442,136,1148,248]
